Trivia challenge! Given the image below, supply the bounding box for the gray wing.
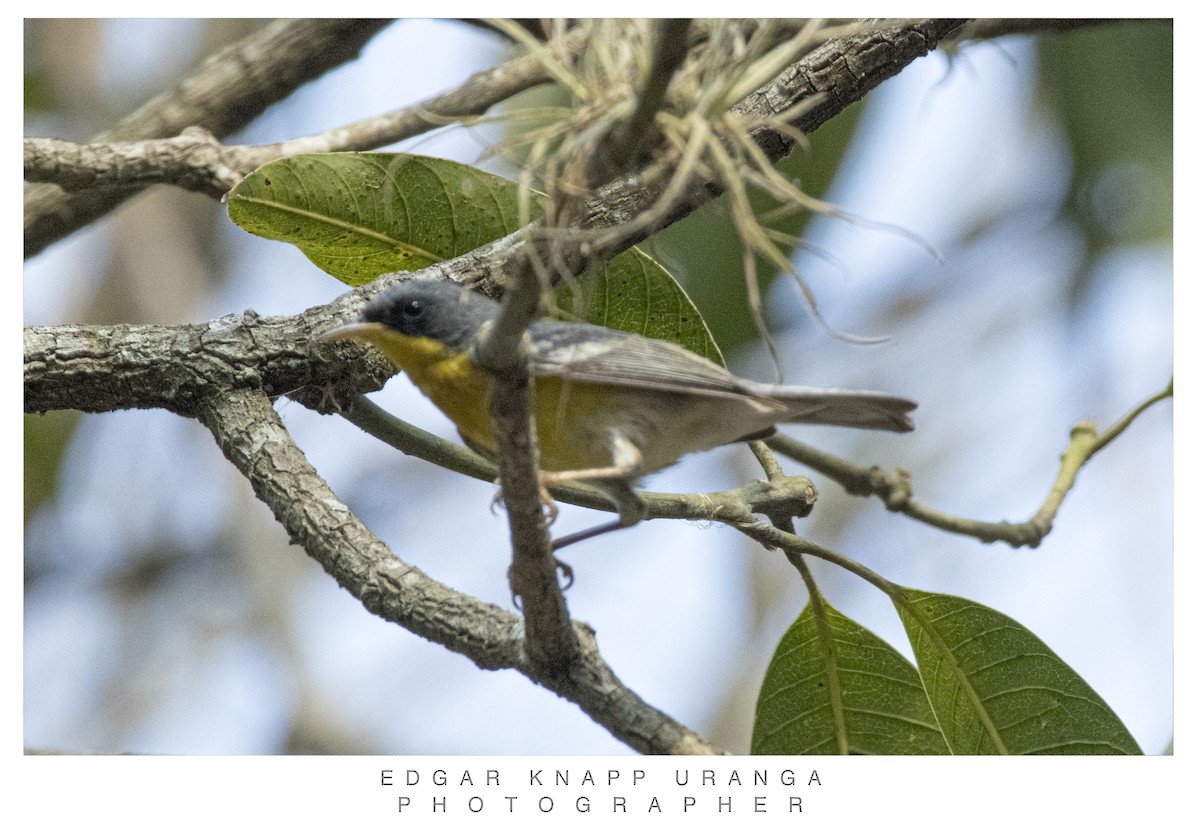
[739,380,917,432]
[528,320,917,432]
[528,320,754,399]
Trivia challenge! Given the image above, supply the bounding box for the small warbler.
[325,279,915,548]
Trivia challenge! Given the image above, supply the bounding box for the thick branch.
[199,387,522,667]
[196,387,721,755]
[24,19,391,258]
[24,128,239,197]
[23,301,393,417]
[472,240,581,675]
[22,239,523,417]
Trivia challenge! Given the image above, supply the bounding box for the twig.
[767,379,1173,548]
[339,394,818,528]
[749,439,786,481]
[1092,378,1173,453]
[587,18,692,183]
[231,26,589,173]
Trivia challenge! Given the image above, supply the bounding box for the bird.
[324,278,915,549]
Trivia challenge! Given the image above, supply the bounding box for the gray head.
[361,279,500,352]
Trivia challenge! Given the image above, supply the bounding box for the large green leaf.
[227,152,720,362]
[751,598,949,755]
[894,588,1142,755]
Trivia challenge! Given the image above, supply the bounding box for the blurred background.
[23,19,1173,755]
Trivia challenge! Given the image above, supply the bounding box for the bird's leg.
[543,433,648,552]
[549,483,648,551]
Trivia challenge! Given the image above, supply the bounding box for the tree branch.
[198,386,522,665]
[24,19,392,258]
[23,300,393,417]
[587,18,692,183]
[340,394,818,528]
[24,24,588,252]
[24,128,239,197]
[232,26,588,172]
[767,379,1173,548]
[195,387,722,755]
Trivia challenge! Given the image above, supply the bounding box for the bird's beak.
[320,321,389,344]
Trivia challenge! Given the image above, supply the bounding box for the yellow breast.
[358,325,650,474]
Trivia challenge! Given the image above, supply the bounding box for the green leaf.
[553,257,718,367]
[227,152,720,362]
[751,598,949,755]
[226,153,520,285]
[894,588,1142,755]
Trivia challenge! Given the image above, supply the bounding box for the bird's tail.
[744,382,917,432]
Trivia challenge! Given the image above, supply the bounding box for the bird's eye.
[401,300,423,318]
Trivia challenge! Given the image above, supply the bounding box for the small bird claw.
[490,477,559,525]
